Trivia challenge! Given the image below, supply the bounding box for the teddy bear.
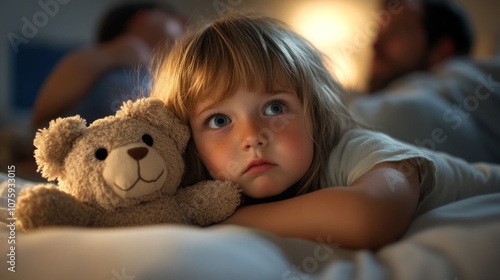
[16,98,241,231]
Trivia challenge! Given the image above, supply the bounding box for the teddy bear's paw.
[16,185,92,231]
[211,180,242,212]
[176,180,241,226]
[196,180,241,221]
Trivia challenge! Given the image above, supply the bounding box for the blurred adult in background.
[31,1,186,129]
[367,0,473,93]
[349,0,500,163]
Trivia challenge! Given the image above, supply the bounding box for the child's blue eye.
[264,101,286,116]
[207,114,231,129]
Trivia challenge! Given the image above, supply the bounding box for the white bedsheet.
[1,192,499,280]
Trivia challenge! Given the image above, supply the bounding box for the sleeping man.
[349,0,500,164]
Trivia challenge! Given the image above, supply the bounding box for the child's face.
[190,86,314,198]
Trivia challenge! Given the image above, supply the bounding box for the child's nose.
[240,120,269,150]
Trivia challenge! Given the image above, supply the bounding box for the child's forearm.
[223,186,414,250]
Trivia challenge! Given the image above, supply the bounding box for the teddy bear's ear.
[33,116,87,181]
[117,98,190,151]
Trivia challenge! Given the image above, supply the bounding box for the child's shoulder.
[323,128,435,188]
[337,128,424,154]
[333,128,432,166]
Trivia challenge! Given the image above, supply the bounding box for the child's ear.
[33,116,87,181]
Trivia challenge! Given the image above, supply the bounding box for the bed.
[1,174,499,280]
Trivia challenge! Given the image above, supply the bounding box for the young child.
[150,14,500,250]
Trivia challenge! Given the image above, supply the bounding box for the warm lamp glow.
[288,1,355,48]
[286,1,370,89]
[325,52,359,89]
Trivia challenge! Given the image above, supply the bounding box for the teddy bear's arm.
[16,185,95,231]
[91,197,188,227]
[176,180,241,226]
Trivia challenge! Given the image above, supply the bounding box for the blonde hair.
[150,13,357,195]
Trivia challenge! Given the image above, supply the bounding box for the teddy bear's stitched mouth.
[113,169,165,192]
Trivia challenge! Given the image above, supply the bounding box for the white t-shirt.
[320,129,500,216]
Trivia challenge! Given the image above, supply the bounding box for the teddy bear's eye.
[142,134,154,147]
[95,148,108,160]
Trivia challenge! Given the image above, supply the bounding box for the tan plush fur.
[16,98,241,231]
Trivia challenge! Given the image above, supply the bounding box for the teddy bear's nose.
[127,147,148,160]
